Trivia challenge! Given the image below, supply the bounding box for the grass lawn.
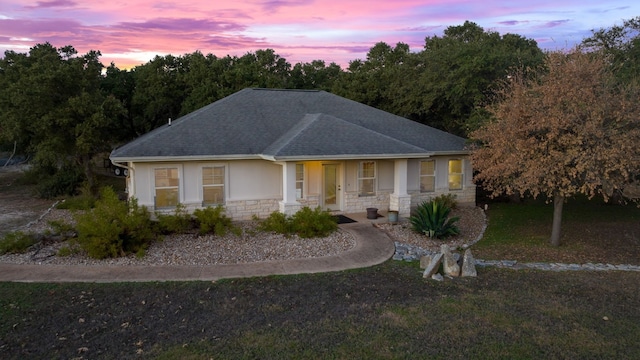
[1,263,639,359]
[473,197,640,265]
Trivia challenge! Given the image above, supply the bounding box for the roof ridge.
[262,113,428,158]
[262,114,322,155]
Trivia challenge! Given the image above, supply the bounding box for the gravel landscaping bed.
[378,206,487,251]
[0,209,356,266]
[1,206,486,266]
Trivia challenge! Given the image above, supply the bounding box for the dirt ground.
[0,167,55,237]
[2,166,640,359]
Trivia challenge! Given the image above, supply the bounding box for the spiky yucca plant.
[409,199,460,239]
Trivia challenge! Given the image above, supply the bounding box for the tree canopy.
[470,49,640,246]
[3,19,638,200]
[0,43,125,195]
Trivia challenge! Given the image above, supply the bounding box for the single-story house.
[110,88,475,220]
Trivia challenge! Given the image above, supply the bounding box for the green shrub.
[258,207,338,238]
[257,211,292,235]
[0,231,38,255]
[290,206,338,238]
[57,245,80,257]
[57,195,95,210]
[410,200,460,239]
[46,220,76,238]
[193,205,236,236]
[74,187,156,259]
[36,164,85,199]
[155,204,194,234]
[432,193,458,210]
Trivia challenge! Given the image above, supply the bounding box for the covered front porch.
[276,159,412,218]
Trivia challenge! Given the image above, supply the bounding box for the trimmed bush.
[258,207,338,238]
[193,205,236,236]
[290,206,338,238]
[155,203,194,234]
[410,199,460,239]
[256,211,292,235]
[74,187,156,259]
[0,231,38,255]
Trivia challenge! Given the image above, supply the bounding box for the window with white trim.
[448,159,463,190]
[358,161,376,196]
[420,160,436,193]
[202,166,225,205]
[295,163,304,200]
[154,167,179,208]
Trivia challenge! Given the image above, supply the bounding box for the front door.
[322,164,341,211]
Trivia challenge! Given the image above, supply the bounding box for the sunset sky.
[0,0,637,69]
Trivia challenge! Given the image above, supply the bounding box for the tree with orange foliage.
[471,49,640,246]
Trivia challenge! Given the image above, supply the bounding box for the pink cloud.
[1,0,639,69]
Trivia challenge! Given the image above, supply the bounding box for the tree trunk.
[82,156,97,196]
[550,193,564,246]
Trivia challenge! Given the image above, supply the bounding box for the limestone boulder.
[461,249,477,277]
[441,244,460,277]
[423,253,443,279]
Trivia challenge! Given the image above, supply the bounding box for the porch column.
[277,162,302,215]
[391,159,412,217]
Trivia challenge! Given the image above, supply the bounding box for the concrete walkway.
[0,221,395,283]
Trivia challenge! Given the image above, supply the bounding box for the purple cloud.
[26,0,76,9]
[498,20,529,26]
[260,0,313,12]
[113,18,245,33]
[542,20,571,28]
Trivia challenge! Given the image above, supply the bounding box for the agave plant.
[409,199,460,239]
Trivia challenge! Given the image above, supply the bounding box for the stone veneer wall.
[409,185,476,210]
[224,199,281,220]
[297,195,320,209]
[343,190,392,213]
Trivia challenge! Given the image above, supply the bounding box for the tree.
[0,43,125,195]
[333,42,416,114]
[416,21,545,136]
[470,49,640,246]
[582,16,640,82]
[289,60,342,90]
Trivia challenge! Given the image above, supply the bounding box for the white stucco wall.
[126,155,475,219]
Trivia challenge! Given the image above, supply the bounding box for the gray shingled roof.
[110,88,467,161]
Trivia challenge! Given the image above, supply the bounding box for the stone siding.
[409,185,476,210]
[343,191,392,213]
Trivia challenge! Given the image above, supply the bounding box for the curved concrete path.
[0,222,395,283]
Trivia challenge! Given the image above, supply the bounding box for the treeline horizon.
[1,18,637,198]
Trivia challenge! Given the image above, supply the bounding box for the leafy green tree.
[130,54,188,134]
[101,63,138,139]
[289,60,342,90]
[416,21,545,136]
[471,49,640,246]
[582,16,640,83]
[333,41,416,115]
[0,43,125,195]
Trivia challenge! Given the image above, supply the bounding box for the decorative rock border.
[393,243,640,272]
[475,259,640,272]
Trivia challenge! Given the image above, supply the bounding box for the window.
[448,159,463,190]
[295,164,304,199]
[358,161,376,196]
[155,168,179,208]
[202,166,225,205]
[420,160,435,193]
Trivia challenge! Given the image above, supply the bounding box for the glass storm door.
[323,164,341,211]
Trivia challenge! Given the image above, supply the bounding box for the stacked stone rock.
[421,244,477,280]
